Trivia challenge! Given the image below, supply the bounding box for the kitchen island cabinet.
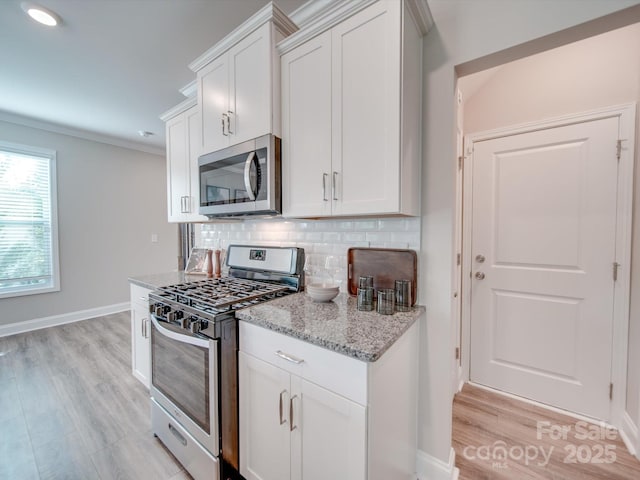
[237,293,421,480]
[280,0,429,218]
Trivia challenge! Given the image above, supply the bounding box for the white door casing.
[464,105,636,422]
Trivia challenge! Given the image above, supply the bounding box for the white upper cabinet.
[191,3,298,154]
[280,0,430,218]
[281,31,332,218]
[162,100,208,223]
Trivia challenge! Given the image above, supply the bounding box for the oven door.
[150,314,219,456]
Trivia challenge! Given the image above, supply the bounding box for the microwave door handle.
[243,152,258,201]
[149,314,209,348]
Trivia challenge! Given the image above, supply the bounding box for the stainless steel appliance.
[198,134,281,218]
[149,245,304,480]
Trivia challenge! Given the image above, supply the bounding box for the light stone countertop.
[236,292,424,362]
[128,271,207,290]
[128,273,423,362]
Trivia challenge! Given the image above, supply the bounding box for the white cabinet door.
[281,30,332,217]
[199,56,230,154]
[199,23,272,153]
[166,115,189,222]
[239,352,291,480]
[229,22,272,145]
[293,379,366,480]
[331,0,401,216]
[165,106,208,223]
[186,107,208,221]
[130,285,151,388]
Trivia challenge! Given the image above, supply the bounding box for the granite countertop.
[129,273,423,362]
[236,292,424,362]
[128,271,208,290]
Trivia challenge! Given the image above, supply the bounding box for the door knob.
[475,254,485,263]
[475,272,485,280]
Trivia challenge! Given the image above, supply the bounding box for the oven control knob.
[154,304,164,317]
[190,319,202,334]
[179,317,188,329]
[167,310,183,322]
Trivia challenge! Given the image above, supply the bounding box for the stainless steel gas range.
[148,245,305,480]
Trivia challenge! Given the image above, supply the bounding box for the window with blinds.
[0,142,59,298]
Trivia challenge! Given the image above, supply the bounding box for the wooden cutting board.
[347,247,417,305]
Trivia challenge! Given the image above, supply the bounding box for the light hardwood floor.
[0,312,191,480]
[453,384,640,479]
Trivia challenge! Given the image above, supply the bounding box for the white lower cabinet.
[239,320,418,480]
[130,283,151,388]
[239,352,366,480]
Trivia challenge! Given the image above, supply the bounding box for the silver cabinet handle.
[275,350,304,365]
[322,173,328,202]
[183,196,190,214]
[227,111,233,134]
[221,113,229,136]
[332,171,338,201]
[475,272,485,280]
[279,390,287,425]
[141,317,145,338]
[290,395,298,432]
[243,152,258,201]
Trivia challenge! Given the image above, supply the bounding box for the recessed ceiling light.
[21,2,61,27]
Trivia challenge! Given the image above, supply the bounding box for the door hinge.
[616,139,622,161]
[613,262,620,281]
[456,253,461,266]
[609,382,613,400]
[458,156,463,170]
[455,347,460,360]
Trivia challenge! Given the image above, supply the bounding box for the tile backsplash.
[196,217,420,289]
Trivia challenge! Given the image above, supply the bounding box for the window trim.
[0,140,60,299]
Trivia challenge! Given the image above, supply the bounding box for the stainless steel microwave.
[198,134,281,218]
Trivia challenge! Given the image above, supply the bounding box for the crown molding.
[278,0,433,55]
[407,0,434,36]
[179,80,197,98]
[278,0,375,55]
[189,1,298,72]
[159,97,198,122]
[0,110,165,156]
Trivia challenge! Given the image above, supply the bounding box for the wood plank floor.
[453,384,640,479]
[0,312,191,480]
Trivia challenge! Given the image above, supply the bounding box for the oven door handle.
[150,314,210,348]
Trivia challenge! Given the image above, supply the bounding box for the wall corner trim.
[416,447,459,480]
[0,302,130,337]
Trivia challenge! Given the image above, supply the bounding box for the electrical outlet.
[151,233,158,243]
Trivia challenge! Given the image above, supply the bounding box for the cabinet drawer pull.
[290,395,298,432]
[275,350,304,365]
[332,171,338,201]
[279,390,287,425]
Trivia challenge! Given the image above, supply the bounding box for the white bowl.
[306,283,339,302]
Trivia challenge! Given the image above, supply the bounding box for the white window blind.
[0,142,59,298]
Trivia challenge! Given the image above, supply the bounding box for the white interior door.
[469,116,620,420]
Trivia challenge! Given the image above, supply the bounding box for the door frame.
[458,103,636,428]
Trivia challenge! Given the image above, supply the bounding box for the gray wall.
[420,0,640,468]
[0,120,178,325]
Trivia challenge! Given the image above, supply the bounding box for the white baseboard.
[416,447,459,480]
[0,302,130,337]
[620,411,639,458]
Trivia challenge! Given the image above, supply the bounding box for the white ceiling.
[0,0,307,154]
